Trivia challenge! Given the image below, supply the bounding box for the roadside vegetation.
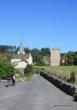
[33,66,77,73]
[33,66,77,83]
[0,56,16,79]
[24,64,33,80]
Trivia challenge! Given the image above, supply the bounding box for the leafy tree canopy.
[0,57,15,79]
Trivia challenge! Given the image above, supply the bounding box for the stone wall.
[40,71,76,96]
[50,48,61,66]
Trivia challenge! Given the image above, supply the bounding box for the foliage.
[24,65,33,77]
[0,57,15,79]
[42,56,50,66]
[40,48,50,56]
[24,48,31,53]
[35,61,46,66]
[61,51,77,66]
[31,48,42,63]
[17,47,48,65]
[34,66,77,83]
[1,45,77,66]
[31,48,50,65]
[0,45,16,53]
[42,66,77,73]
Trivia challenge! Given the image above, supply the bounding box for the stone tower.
[50,48,60,66]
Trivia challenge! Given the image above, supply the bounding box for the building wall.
[15,61,27,69]
[11,59,21,63]
[26,53,33,65]
[50,48,60,66]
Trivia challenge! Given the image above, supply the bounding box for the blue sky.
[0,0,77,52]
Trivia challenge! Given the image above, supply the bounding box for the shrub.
[24,65,33,77]
[0,57,15,79]
[35,61,46,66]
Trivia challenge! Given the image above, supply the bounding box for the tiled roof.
[12,54,30,60]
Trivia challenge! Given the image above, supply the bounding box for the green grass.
[34,66,77,83]
[34,66,77,73]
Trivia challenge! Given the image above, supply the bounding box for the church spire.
[17,41,25,54]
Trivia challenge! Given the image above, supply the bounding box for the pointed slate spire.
[17,41,25,54]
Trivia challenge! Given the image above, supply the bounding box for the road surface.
[0,74,77,110]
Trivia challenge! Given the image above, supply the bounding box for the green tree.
[31,48,50,65]
[31,48,42,63]
[41,48,50,56]
[24,48,31,53]
[0,45,16,53]
[0,57,15,79]
[61,51,77,66]
[24,65,33,77]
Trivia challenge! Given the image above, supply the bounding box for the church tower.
[17,41,25,55]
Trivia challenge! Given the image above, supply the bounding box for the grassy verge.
[33,66,77,83]
[34,66,77,72]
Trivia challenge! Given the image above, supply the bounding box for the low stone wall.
[43,70,76,83]
[40,71,76,96]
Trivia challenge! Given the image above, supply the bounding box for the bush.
[35,61,46,66]
[24,65,33,77]
[0,57,15,79]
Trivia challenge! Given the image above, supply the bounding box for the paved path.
[0,74,77,110]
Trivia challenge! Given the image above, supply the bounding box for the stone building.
[11,42,33,73]
[50,48,60,66]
